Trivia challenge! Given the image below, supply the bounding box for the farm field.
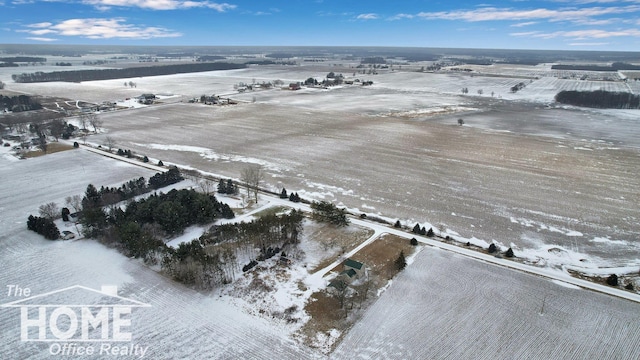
[89,94,640,271]
[334,248,640,359]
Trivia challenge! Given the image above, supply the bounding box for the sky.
[1,0,640,51]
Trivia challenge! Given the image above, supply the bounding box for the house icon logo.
[1,285,151,343]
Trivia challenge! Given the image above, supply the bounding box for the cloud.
[510,21,538,27]
[512,28,640,39]
[510,31,542,37]
[26,36,58,41]
[389,13,414,21]
[356,13,378,20]
[537,28,640,39]
[21,18,182,39]
[415,5,640,23]
[568,42,609,46]
[82,0,236,11]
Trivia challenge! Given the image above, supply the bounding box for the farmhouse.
[343,258,365,278]
[137,94,156,105]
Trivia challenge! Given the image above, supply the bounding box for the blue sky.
[2,1,640,50]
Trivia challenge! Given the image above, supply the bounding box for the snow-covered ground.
[334,247,640,359]
[0,150,322,359]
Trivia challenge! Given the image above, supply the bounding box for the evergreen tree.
[280,188,288,199]
[61,207,70,221]
[158,160,164,166]
[606,274,618,286]
[410,237,418,246]
[488,243,497,253]
[395,251,407,270]
[226,179,237,195]
[394,220,401,228]
[143,156,149,163]
[420,226,427,236]
[83,184,101,209]
[505,247,515,258]
[27,215,60,240]
[426,227,434,237]
[217,179,227,194]
[412,223,421,234]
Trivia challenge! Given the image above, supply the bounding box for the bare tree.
[39,202,59,219]
[38,141,48,154]
[65,195,83,213]
[89,114,103,133]
[104,136,117,152]
[198,179,214,195]
[78,113,88,131]
[49,119,66,141]
[240,165,264,204]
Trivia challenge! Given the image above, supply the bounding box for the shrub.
[395,251,407,270]
[488,243,497,253]
[625,282,634,291]
[73,141,79,148]
[394,220,401,228]
[143,156,149,163]
[410,237,418,246]
[606,274,618,286]
[465,242,471,246]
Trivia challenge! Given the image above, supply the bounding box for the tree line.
[555,90,640,109]
[77,167,183,213]
[11,62,246,83]
[0,94,42,112]
[0,56,46,63]
[27,215,59,240]
[551,62,640,72]
[81,182,234,262]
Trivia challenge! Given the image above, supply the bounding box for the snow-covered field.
[82,97,640,270]
[334,248,640,359]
